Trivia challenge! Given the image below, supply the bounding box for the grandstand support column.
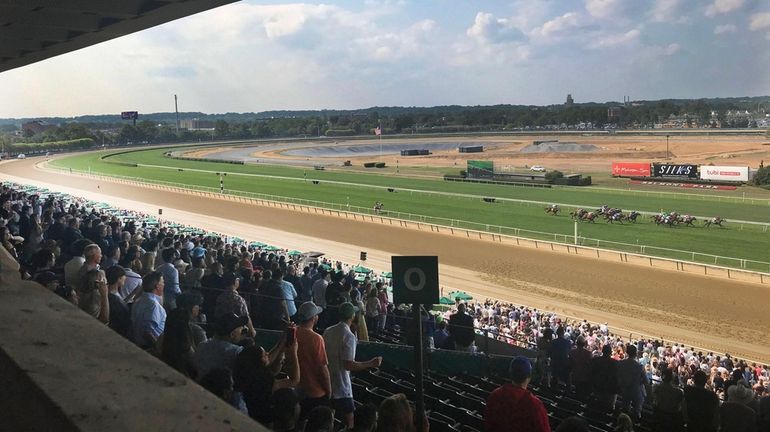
[413,303,426,432]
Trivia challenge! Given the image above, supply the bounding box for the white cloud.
[585,0,621,19]
[705,0,744,17]
[749,12,770,30]
[750,12,770,39]
[466,12,526,44]
[649,0,686,23]
[664,43,681,55]
[714,23,737,34]
[354,19,436,62]
[532,12,583,39]
[593,28,640,48]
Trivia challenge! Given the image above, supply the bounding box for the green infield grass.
[49,148,770,270]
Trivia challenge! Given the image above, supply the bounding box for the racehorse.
[570,208,587,220]
[679,215,697,227]
[605,212,624,224]
[651,214,676,227]
[625,211,640,223]
[704,217,725,228]
[582,212,598,223]
[544,204,560,216]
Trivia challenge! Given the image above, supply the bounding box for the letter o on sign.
[404,268,426,291]
[391,256,438,304]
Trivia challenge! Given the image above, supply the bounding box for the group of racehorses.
[545,204,725,228]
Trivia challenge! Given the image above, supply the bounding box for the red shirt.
[484,384,551,432]
[296,326,329,398]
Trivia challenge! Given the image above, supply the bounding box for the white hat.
[297,301,323,322]
[728,382,755,406]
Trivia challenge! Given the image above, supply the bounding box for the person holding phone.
[234,325,300,425]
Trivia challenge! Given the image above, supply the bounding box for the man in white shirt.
[323,302,381,429]
[64,239,92,290]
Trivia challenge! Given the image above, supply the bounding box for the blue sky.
[1,0,769,118]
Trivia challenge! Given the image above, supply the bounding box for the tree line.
[1,97,767,151]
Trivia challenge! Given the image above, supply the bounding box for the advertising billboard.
[652,163,698,178]
[611,162,651,177]
[120,111,139,120]
[699,166,749,182]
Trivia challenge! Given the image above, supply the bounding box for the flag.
[374,126,381,136]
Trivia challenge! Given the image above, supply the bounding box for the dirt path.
[3,157,770,362]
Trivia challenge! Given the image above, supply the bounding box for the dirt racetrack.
[188,133,770,173]
[3,156,770,362]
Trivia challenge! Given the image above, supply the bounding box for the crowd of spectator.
[455,300,770,431]
[2,181,770,431]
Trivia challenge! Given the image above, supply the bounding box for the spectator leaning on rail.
[323,302,382,429]
[484,356,551,432]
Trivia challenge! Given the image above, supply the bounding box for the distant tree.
[751,166,770,186]
[117,125,141,144]
[544,170,564,181]
[393,114,414,133]
[214,120,230,138]
[136,120,158,143]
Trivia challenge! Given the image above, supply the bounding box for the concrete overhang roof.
[0,0,239,74]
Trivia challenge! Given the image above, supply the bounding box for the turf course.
[49,148,770,270]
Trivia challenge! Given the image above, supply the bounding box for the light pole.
[666,134,670,160]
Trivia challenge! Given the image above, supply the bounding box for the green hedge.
[11,138,95,154]
[375,162,386,168]
[324,129,356,137]
[165,155,244,165]
[363,162,376,168]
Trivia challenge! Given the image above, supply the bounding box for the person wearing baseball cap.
[193,312,249,379]
[322,302,382,428]
[484,356,550,432]
[295,302,332,419]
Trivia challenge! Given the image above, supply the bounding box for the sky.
[1,0,770,118]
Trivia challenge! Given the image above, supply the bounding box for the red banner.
[612,162,651,177]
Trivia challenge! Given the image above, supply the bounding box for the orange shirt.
[296,326,329,398]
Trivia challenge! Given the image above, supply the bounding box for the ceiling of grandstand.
[0,0,239,74]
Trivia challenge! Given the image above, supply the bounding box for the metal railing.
[555,184,770,206]
[44,166,770,274]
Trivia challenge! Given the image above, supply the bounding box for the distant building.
[565,94,574,107]
[22,120,56,135]
[179,118,215,131]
